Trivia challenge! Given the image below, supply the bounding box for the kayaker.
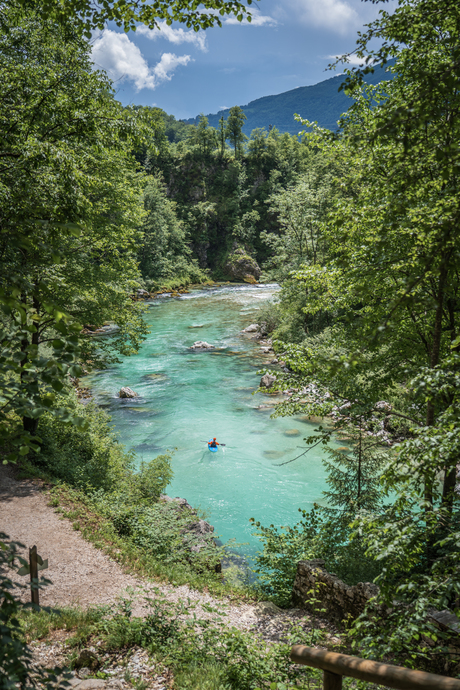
[208,438,219,449]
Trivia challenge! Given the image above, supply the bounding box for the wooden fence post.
[18,545,48,605]
[324,669,343,689]
[29,545,39,605]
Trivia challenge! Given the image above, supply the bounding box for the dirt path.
[1,464,339,689]
[0,463,144,609]
[0,464,319,633]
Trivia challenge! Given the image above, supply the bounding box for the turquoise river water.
[86,284,335,560]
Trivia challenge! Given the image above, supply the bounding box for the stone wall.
[292,559,379,625]
[293,559,460,653]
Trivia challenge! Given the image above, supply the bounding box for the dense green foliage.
[0,3,149,459]
[250,0,460,673]
[139,176,206,290]
[144,115,311,274]
[19,0,255,37]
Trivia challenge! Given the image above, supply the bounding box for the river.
[86,284,334,562]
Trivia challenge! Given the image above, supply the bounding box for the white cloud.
[285,0,359,35]
[223,7,277,26]
[327,53,367,66]
[91,30,191,91]
[153,52,192,82]
[136,22,207,52]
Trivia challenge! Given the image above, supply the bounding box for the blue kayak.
[208,439,218,453]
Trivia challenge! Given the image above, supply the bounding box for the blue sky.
[90,0,389,120]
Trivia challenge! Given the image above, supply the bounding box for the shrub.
[34,390,133,492]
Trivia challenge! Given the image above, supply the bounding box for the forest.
[1,0,460,687]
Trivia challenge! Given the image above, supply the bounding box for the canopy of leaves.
[20,0,256,37]
[0,4,148,459]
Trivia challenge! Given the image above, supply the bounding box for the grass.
[18,604,107,644]
[174,663,232,690]
[13,583,371,690]
[45,483,257,602]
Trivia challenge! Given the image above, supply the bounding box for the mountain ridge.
[187,64,393,135]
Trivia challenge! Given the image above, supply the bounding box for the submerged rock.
[144,373,168,382]
[190,341,214,350]
[118,387,139,398]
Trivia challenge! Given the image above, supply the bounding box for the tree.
[225,106,247,159]
[189,114,218,156]
[219,116,227,158]
[264,0,460,667]
[0,4,147,458]
[19,0,256,37]
[262,167,333,278]
[139,175,203,287]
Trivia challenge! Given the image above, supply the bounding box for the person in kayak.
[208,438,219,449]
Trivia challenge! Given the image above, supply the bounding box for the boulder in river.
[223,244,261,283]
[190,341,214,350]
[242,324,259,333]
[118,387,139,398]
[260,373,277,389]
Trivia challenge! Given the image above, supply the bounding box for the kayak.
[208,439,218,453]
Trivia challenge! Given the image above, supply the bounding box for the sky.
[90,0,389,121]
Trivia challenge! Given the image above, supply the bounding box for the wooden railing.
[290,645,460,690]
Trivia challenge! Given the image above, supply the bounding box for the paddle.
[202,440,227,446]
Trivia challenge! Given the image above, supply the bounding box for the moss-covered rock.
[223,244,261,282]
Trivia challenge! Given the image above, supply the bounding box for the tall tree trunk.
[441,464,457,518]
[357,419,362,504]
[424,251,451,508]
[21,294,40,436]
